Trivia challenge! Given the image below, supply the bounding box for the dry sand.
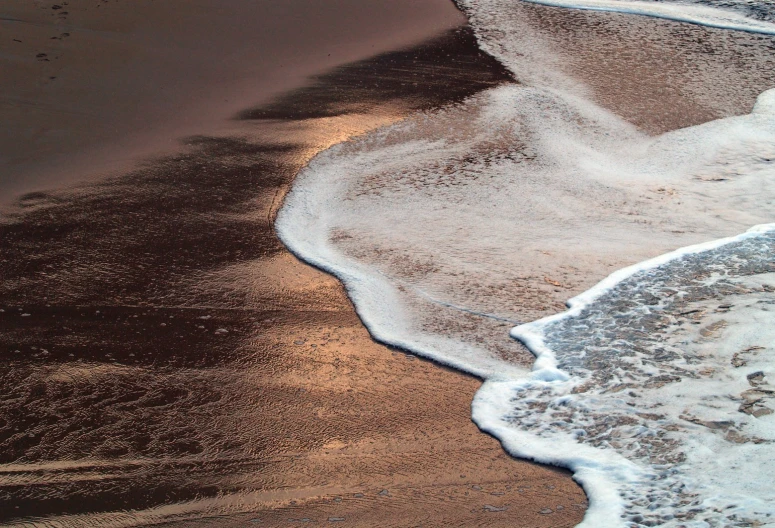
[0,0,464,200]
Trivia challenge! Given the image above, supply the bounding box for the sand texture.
[0,10,586,526]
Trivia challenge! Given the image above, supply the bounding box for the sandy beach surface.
[0,2,588,526]
[6,0,769,525]
[0,0,464,201]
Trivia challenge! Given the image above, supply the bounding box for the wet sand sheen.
[0,19,587,528]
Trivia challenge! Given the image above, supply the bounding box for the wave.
[277,84,775,528]
[517,0,775,35]
[484,224,775,526]
[276,2,775,526]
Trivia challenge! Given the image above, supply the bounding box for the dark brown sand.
[0,0,464,200]
[0,7,587,527]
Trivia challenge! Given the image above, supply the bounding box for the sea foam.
[488,224,775,526]
[518,0,775,35]
[276,2,775,526]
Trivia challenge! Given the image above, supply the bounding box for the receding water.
[277,1,775,525]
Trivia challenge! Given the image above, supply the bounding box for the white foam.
[512,223,775,376]
[275,2,775,525]
[754,89,775,115]
[500,226,775,526]
[518,0,775,35]
[472,379,642,525]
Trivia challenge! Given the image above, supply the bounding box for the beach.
[4,0,775,525]
[273,0,774,525]
[0,0,464,199]
[0,2,587,526]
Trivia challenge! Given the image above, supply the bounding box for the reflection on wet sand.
[0,28,586,526]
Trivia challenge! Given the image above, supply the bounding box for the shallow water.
[277,2,775,525]
[491,225,775,526]
[520,0,775,32]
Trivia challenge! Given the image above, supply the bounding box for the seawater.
[519,0,775,34]
[481,225,775,526]
[277,1,775,526]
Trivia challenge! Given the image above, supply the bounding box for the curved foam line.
[472,379,642,527]
[275,179,528,381]
[510,223,775,377]
[483,223,775,527]
[521,0,775,35]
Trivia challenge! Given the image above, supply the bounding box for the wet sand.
[0,11,587,528]
[446,1,775,339]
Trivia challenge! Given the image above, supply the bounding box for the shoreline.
[268,3,775,525]
[0,11,587,528]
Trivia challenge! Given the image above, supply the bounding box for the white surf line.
[510,222,775,380]
[468,223,775,527]
[472,380,642,526]
[520,0,775,35]
[275,229,524,379]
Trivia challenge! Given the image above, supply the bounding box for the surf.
[276,2,775,525]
